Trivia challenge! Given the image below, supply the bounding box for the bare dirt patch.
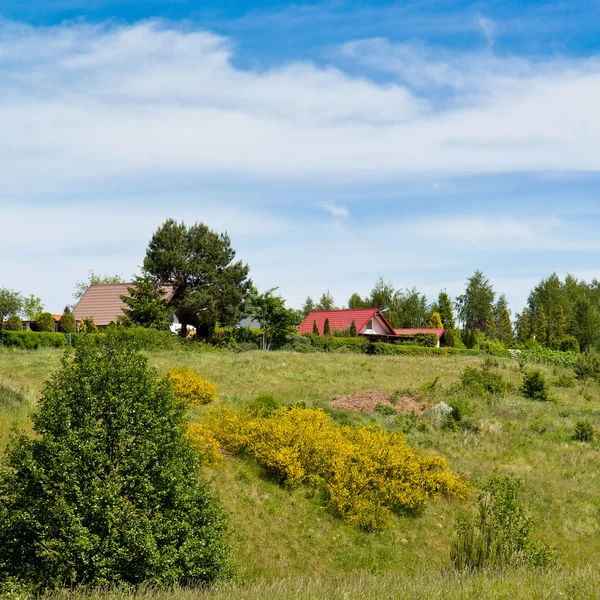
[331,390,431,415]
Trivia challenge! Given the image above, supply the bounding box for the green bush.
[573,419,594,442]
[518,347,577,367]
[573,348,600,381]
[59,312,77,334]
[0,335,232,594]
[558,335,580,353]
[248,393,282,417]
[4,315,22,331]
[478,338,509,357]
[0,331,67,349]
[553,374,576,388]
[460,364,507,397]
[395,333,437,347]
[451,474,556,571]
[373,343,462,356]
[72,326,178,351]
[35,312,56,333]
[522,371,550,402]
[280,334,318,353]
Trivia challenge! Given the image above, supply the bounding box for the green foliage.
[460,363,507,397]
[456,270,495,333]
[347,293,368,309]
[429,312,443,329]
[311,336,369,353]
[79,316,98,334]
[120,274,172,330]
[395,333,437,347]
[437,290,456,331]
[4,315,22,331]
[0,337,231,593]
[35,312,56,333]
[522,371,550,402]
[451,474,556,571]
[477,338,509,357]
[301,296,315,317]
[247,394,282,417]
[573,420,594,442]
[143,219,251,337]
[497,307,514,344]
[316,290,336,311]
[72,327,178,351]
[570,297,600,351]
[349,319,357,337]
[553,374,576,388]
[0,288,22,318]
[323,318,331,336]
[21,295,44,320]
[558,335,580,353]
[518,347,577,367]
[312,319,319,335]
[516,310,532,343]
[573,348,600,381]
[0,331,67,349]
[59,312,77,334]
[372,343,480,357]
[250,288,299,350]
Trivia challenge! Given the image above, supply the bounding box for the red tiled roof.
[394,328,444,339]
[299,308,396,336]
[73,283,174,327]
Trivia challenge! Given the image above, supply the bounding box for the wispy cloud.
[318,201,349,218]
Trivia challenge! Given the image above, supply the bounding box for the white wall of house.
[359,314,391,335]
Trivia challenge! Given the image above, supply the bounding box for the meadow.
[1,346,600,598]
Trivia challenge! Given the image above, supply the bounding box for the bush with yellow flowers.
[193,405,469,530]
[167,367,217,406]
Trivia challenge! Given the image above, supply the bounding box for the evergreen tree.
[302,296,315,317]
[497,308,514,344]
[316,290,336,311]
[323,318,331,336]
[35,312,56,333]
[121,274,172,330]
[348,293,367,309]
[0,337,231,593]
[535,307,548,346]
[59,312,77,334]
[569,298,600,351]
[429,312,443,329]
[437,291,456,330]
[550,304,566,347]
[312,319,319,335]
[516,311,532,343]
[485,306,497,339]
[349,319,357,337]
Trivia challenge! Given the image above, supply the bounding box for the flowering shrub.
[167,367,217,406]
[193,406,468,530]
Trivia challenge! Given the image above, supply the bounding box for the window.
[365,320,373,330]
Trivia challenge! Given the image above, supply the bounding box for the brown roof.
[72,283,174,327]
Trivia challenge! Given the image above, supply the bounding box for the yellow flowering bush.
[192,406,469,530]
[186,423,223,465]
[167,367,217,406]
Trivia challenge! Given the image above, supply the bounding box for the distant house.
[299,308,397,339]
[21,315,62,333]
[298,308,444,346]
[73,283,176,328]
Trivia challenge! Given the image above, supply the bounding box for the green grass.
[1,347,600,597]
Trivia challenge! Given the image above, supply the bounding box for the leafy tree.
[0,288,22,318]
[516,310,532,343]
[250,288,298,350]
[394,287,430,328]
[429,312,443,329]
[349,319,357,337]
[569,297,600,351]
[348,293,368,309]
[35,312,56,333]
[456,270,495,332]
[437,291,456,330]
[59,313,77,334]
[0,337,231,593]
[302,296,316,317]
[4,315,22,331]
[312,319,319,335]
[143,219,251,338]
[323,318,331,336]
[21,295,44,320]
[120,274,172,330]
[316,290,336,311]
[368,278,395,312]
[73,271,125,301]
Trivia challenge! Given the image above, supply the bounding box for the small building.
[299,308,397,340]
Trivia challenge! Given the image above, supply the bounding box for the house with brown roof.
[298,308,443,346]
[73,283,176,329]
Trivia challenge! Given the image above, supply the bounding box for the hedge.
[0,331,67,349]
[371,343,484,357]
[72,327,179,351]
[308,336,370,353]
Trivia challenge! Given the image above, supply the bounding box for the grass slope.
[1,347,600,597]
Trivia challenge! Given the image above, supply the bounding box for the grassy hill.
[1,346,599,598]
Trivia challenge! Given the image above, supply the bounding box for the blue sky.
[1,0,600,314]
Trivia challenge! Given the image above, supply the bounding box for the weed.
[573,420,594,442]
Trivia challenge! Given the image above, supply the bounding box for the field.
[1,346,600,598]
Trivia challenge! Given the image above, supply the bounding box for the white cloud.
[0,20,599,195]
[318,201,349,218]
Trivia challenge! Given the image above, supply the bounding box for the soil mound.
[331,390,430,415]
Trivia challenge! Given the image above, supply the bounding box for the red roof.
[394,328,444,339]
[299,308,396,336]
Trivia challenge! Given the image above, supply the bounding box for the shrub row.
[0,331,67,349]
[371,343,484,357]
[193,405,469,531]
[517,347,577,367]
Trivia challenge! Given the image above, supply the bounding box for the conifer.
[349,319,357,337]
[323,318,331,336]
[429,312,443,329]
[312,319,319,335]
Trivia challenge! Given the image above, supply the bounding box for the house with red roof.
[298,309,444,346]
[299,308,397,339]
